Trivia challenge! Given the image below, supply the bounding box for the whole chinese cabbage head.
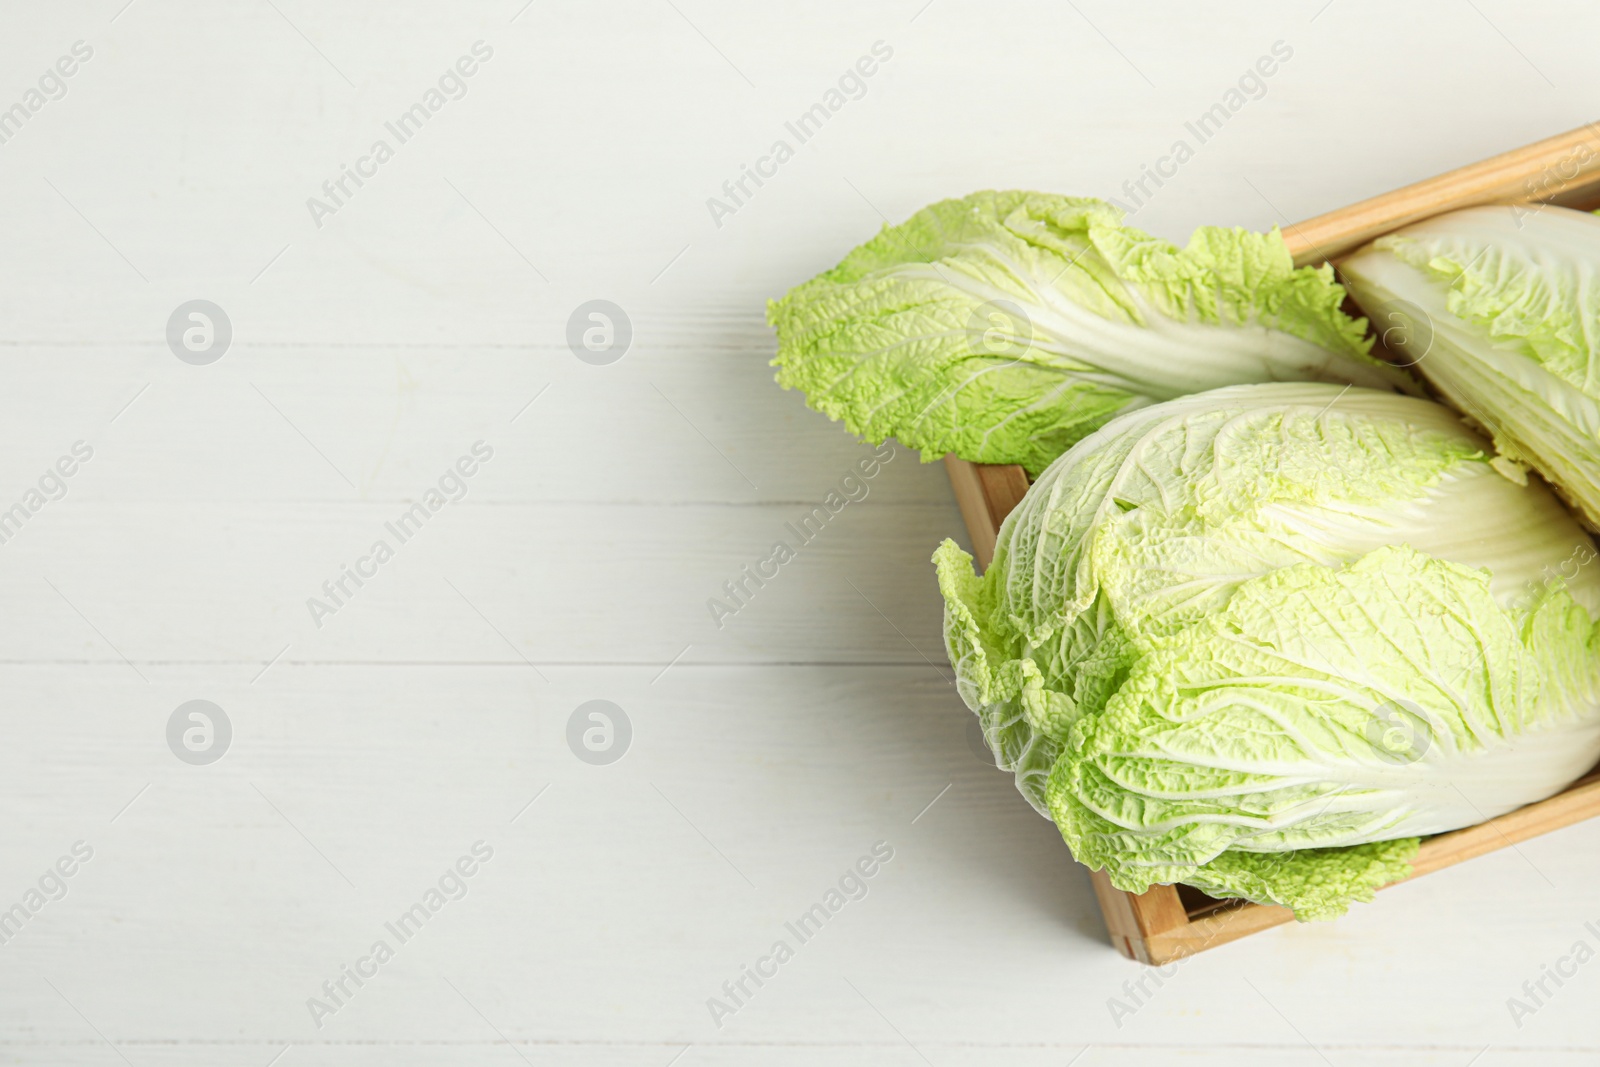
[1340,204,1600,530]
[769,192,1417,475]
[935,382,1600,919]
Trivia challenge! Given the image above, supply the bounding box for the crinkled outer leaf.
[1190,838,1414,921]
[936,382,1600,919]
[770,192,1416,475]
[1188,840,1419,922]
[1341,204,1600,529]
[1051,547,1600,915]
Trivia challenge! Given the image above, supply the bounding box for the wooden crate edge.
[941,121,1600,963]
[1282,122,1600,265]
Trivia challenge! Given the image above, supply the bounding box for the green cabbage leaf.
[770,192,1416,475]
[1341,204,1600,529]
[937,383,1600,919]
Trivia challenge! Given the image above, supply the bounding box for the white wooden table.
[0,2,1596,1063]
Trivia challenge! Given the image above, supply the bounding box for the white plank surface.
[2,1,1599,1064]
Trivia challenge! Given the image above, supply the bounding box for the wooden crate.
[945,123,1600,965]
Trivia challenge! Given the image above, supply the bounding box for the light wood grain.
[941,454,1028,569]
[1281,122,1600,266]
[1145,902,1296,965]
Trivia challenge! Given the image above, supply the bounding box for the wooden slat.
[942,454,1029,569]
[1086,872,1191,963]
[1145,901,1297,965]
[1128,884,1191,942]
[1282,122,1600,265]
[976,463,1030,534]
[942,455,997,569]
[1088,869,1144,962]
